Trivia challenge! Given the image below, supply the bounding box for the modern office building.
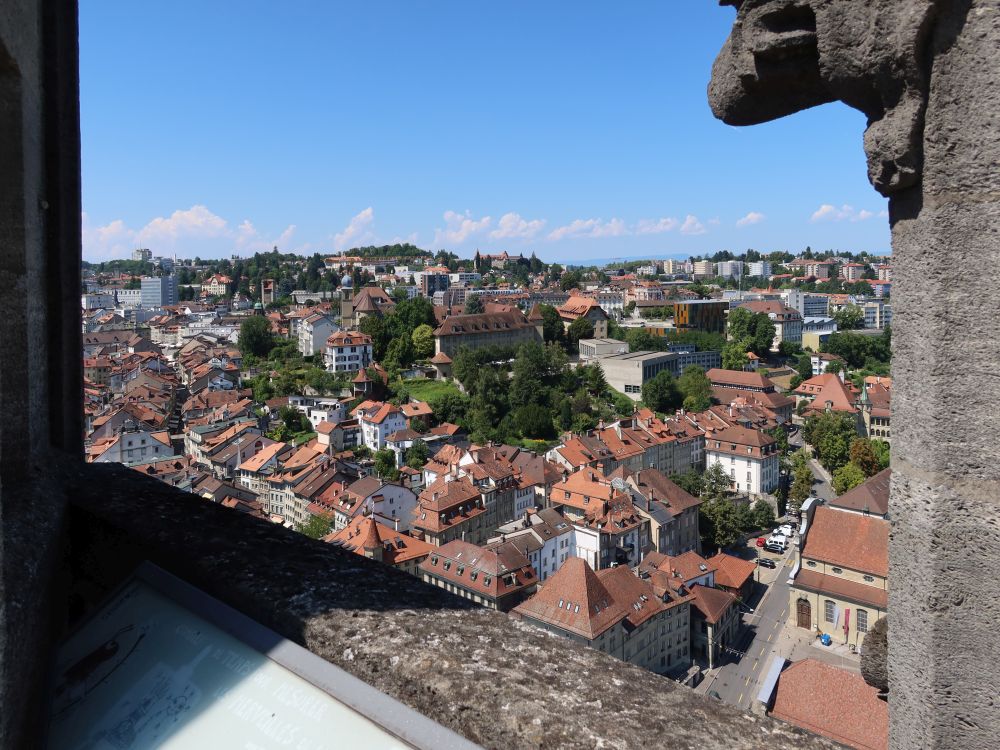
[140,275,178,309]
[597,350,723,399]
[673,300,728,334]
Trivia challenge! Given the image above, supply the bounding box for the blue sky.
[80,1,890,263]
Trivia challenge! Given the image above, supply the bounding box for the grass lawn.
[400,377,463,403]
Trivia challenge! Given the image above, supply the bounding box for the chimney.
[394,517,400,532]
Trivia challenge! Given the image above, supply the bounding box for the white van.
[765,534,788,552]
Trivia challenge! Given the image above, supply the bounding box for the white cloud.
[389,232,420,245]
[333,207,375,251]
[82,213,136,260]
[736,211,765,227]
[82,204,306,260]
[137,205,229,246]
[490,212,546,240]
[634,217,679,235]
[434,210,492,246]
[235,220,298,252]
[810,204,886,223]
[680,214,707,235]
[547,217,628,241]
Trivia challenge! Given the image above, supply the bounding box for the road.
[704,431,836,709]
[704,542,795,709]
[789,430,835,501]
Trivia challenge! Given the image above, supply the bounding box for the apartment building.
[704,425,779,495]
[324,331,373,374]
[513,558,692,677]
[298,311,339,357]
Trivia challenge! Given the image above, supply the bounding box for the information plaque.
[47,562,479,750]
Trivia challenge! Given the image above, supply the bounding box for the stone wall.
[710,2,1000,747]
[66,462,837,749]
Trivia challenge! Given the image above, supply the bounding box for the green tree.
[834,304,866,330]
[832,462,867,494]
[409,416,428,434]
[701,462,733,502]
[789,458,814,513]
[539,304,565,344]
[374,449,399,480]
[509,342,548,409]
[669,471,703,497]
[429,391,468,425]
[722,339,751,370]
[752,499,775,530]
[849,438,881,477]
[411,323,435,359]
[296,513,333,539]
[405,440,430,469]
[677,365,712,412]
[238,316,275,358]
[871,439,891,470]
[463,295,484,314]
[805,412,859,472]
[514,405,556,439]
[560,270,583,291]
[641,371,682,413]
[778,340,802,357]
[727,307,754,342]
[567,317,595,346]
[795,353,814,380]
[700,498,742,550]
[751,314,777,356]
[278,405,307,433]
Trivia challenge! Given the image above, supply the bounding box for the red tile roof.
[325,516,434,566]
[687,584,737,624]
[830,468,891,516]
[513,558,668,640]
[802,506,889,577]
[708,552,756,592]
[771,659,888,750]
[706,368,776,391]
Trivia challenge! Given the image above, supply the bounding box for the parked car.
[777,524,795,537]
[757,558,777,569]
[764,543,785,554]
[755,537,767,547]
[766,533,788,548]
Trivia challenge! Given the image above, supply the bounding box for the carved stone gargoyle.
[709,0,939,197]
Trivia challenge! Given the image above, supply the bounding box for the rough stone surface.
[860,617,888,695]
[710,0,938,196]
[711,2,1000,748]
[66,462,839,750]
[0,1,82,746]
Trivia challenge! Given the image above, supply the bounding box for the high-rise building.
[716,261,744,279]
[692,261,716,278]
[131,248,152,262]
[140,275,178,309]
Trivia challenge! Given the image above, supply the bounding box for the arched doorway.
[796,598,811,629]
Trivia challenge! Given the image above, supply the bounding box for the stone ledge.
[64,461,839,749]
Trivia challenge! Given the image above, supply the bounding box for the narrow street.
[702,431,843,710]
[702,542,794,709]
